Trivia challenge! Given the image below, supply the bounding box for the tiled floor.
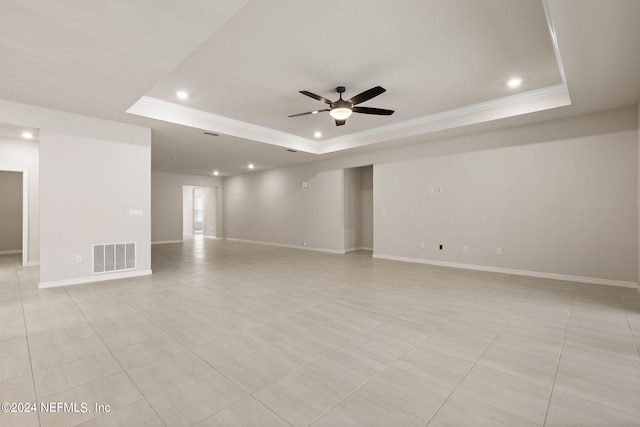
[1,237,640,426]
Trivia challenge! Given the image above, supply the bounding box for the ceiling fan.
[288,86,394,126]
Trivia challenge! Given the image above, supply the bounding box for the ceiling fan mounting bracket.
[336,86,346,94]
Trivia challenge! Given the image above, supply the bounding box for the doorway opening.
[0,170,28,265]
[182,185,219,238]
[344,165,373,254]
[194,196,204,233]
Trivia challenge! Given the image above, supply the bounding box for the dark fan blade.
[299,91,333,105]
[352,106,394,115]
[288,109,329,118]
[335,119,346,126]
[347,86,386,105]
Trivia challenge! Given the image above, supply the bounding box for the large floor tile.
[477,344,557,388]
[126,350,212,396]
[429,391,539,427]
[27,323,97,352]
[253,371,344,427]
[0,411,39,427]
[33,351,122,398]
[559,336,640,384]
[545,389,640,427]
[216,349,296,393]
[0,353,33,382]
[147,370,247,427]
[193,396,290,427]
[38,372,142,427]
[393,346,473,390]
[554,366,640,416]
[0,337,28,359]
[416,330,489,363]
[31,335,108,372]
[310,394,418,427]
[111,335,187,370]
[2,241,640,426]
[453,364,551,425]
[352,366,451,425]
[99,322,167,351]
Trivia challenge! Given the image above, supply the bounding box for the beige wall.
[39,130,151,285]
[224,106,638,285]
[224,166,345,252]
[0,171,22,252]
[374,127,636,283]
[0,99,152,287]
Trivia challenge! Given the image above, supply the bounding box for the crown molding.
[318,83,571,154]
[542,0,568,86]
[127,96,320,153]
[128,82,570,157]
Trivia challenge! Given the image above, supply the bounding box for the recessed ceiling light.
[507,78,522,88]
[176,90,189,100]
[314,131,322,138]
[21,131,33,139]
[248,163,255,169]
[213,171,219,176]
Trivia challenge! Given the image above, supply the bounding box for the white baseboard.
[226,238,346,254]
[0,249,22,255]
[38,269,153,289]
[151,240,183,245]
[26,261,39,267]
[372,254,638,289]
[204,235,220,239]
[303,246,346,255]
[346,247,373,252]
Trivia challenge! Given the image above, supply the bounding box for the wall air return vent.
[93,242,136,274]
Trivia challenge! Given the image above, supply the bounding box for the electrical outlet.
[420,242,425,249]
[429,187,434,194]
[75,255,82,263]
[437,187,442,193]
[463,246,468,253]
[497,248,502,255]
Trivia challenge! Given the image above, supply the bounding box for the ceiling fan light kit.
[329,107,352,120]
[289,85,394,126]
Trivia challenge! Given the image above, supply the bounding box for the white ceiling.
[1,0,639,177]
